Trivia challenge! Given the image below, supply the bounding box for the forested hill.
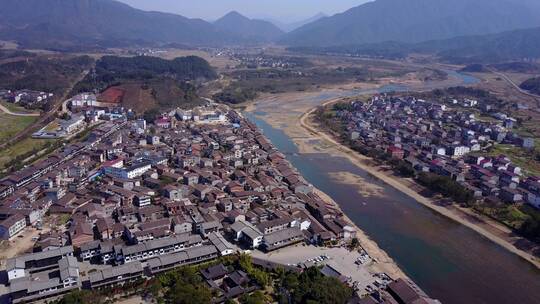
[214,11,284,42]
[416,27,540,64]
[280,0,540,47]
[290,26,540,64]
[0,0,237,49]
[520,77,540,95]
[95,56,217,81]
[72,55,216,99]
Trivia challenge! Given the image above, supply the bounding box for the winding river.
[244,71,540,304]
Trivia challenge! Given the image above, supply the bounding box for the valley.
[1,0,540,304]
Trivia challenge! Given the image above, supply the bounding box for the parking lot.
[251,244,384,293]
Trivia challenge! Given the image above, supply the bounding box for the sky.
[117,0,370,23]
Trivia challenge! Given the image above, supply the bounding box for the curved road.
[0,103,40,117]
[487,68,540,100]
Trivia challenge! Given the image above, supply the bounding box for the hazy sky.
[117,0,370,22]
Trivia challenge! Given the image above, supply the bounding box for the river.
[243,71,540,304]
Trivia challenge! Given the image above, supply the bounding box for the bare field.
[157,49,236,70]
[0,113,38,143]
[0,40,18,49]
[119,83,158,113]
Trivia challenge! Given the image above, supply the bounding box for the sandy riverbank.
[312,188,408,279]
[242,91,412,280]
[299,100,540,270]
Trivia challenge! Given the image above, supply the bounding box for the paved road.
[488,68,540,100]
[0,103,40,117]
[0,69,90,150]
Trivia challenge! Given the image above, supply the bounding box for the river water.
[244,72,540,304]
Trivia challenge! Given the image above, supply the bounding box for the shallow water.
[244,72,540,303]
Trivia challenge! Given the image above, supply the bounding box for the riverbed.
[243,72,540,304]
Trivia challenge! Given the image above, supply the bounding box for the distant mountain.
[0,0,240,49]
[214,11,284,42]
[415,27,540,64]
[269,13,327,32]
[290,26,540,64]
[280,0,540,47]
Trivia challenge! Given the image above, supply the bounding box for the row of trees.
[416,172,474,204]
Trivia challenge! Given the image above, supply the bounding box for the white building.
[60,115,86,134]
[0,214,26,239]
[434,147,446,156]
[449,145,470,157]
[208,232,235,256]
[70,93,97,108]
[230,220,263,249]
[526,191,540,209]
[104,161,151,179]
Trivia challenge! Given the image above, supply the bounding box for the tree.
[289,267,352,304]
[237,254,270,287]
[240,291,270,304]
[395,161,415,177]
[147,278,162,298]
[519,213,540,241]
[143,108,161,123]
[167,283,212,304]
[282,272,299,291]
[350,237,360,249]
[57,290,103,304]
[416,172,474,204]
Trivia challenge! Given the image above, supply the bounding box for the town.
[330,94,540,211]
[0,101,434,304]
[0,89,53,110]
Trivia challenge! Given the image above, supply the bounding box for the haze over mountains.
[280,0,540,47]
[1,0,540,63]
[267,13,327,33]
[294,26,540,64]
[0,0,239,48]
[214,11,284,43]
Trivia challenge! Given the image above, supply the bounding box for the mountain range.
[0,0,237,48]
[266,13,327,33]
[416,26,540,63]
[2,0,540,64]
[291,26,540,64]
[213,11,284,43]
[0,0,285,49]
[280,0,540,47]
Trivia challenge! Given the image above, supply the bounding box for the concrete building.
[0,213,26,239]
[89,262,144,289]
[230,220,263,249]
[262,227,304,252]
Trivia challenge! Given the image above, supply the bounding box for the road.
[7,121,126,191]
[0,69,90,150]
[487,68,540,100]
[0,103,40,117]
